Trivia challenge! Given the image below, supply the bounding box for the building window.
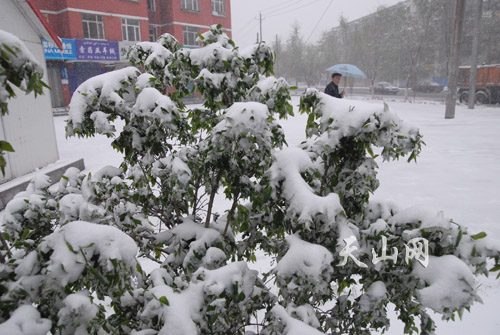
[181,0,199,12]
[82,13,105,39]
[122,18,141,42]
[212,0,224,15]
[149,27,157,42]
[183,26,199,46]
[147,0,155,11]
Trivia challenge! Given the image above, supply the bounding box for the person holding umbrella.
[325,72,345,98]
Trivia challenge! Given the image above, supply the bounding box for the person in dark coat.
[324,72,345,98]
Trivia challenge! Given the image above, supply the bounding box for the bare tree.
[468,0,483,109]
[445,0,466,119]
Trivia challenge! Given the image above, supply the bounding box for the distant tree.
[272,35,286,79]
[302,43,321,87]
[316,28,342,85]
[283,22,305,86]
[478,0,500,63]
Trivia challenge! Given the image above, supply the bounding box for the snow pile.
[276,235,333,279]
[142,282,202,335]
[157,219,227,271]
[189,42,235,68]
[270,147,343,226]
[268,305,325,335]
[127,41,172,70]
[389,206,454,241]
[196,68,237,91]
[301,89,421,161]
[2,173,55,241]
[275,235,334,301]
[133,87,180,123]
[0,305,51,335]
[413,255,476,317]
[67,66,140,134]
[358,281,387,312]
[248,76,291,112]
[35,220,138,287]
[0,29,44,104]
[57,291,99,335]
[212,102,271,142]
[141,262,268,335]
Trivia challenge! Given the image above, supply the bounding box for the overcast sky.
[230,0,404,48]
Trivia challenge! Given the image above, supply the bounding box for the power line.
[233,15,259,35]
[237,20,260,40]
[261,0,306,17]
[260,0,305,15]
[305,0,335,44]
[262,0,324,19]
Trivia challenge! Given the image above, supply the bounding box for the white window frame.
[122,18,141,42]
[183,25,199,46]
[181,0,199,12]
[147,0,156,11]
[211,0,224,15]
[82,13,105,40]
[149,26,157,42]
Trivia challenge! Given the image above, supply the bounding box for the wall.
[36,0,149,40]
[0,0,59,183]
[151,0,232,43]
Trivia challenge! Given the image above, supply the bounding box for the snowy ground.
[53,96,500,334]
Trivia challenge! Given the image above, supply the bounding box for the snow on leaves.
[0,30,45,114]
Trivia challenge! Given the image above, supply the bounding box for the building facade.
[0,0,60,184]
[148,0,231,48]
[32,0,232,107]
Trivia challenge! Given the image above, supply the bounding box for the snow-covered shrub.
[1,24,500,335]
[0,30,47,115]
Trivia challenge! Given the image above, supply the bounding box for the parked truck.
[458,64,500,104]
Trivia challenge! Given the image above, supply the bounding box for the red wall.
[33,0,149,41]
[149,0,232,44]
[35,0,232,44]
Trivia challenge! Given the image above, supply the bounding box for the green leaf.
[471,232,487,240]
[209,313,218,325]
[455,228,463,248]
[66,241,78,254]
[489,264,500,272]
[159,296,169,305]
[0,155,5,175]
[86,264,107,285]
[3,44,18,57]
[250,253,257,262]
[237,292,246,302]
[136,262,144,274]
[0,141,14,152]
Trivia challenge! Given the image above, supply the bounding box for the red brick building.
[35,0,150,41]
[148,0,231,47]
[31,0,232,107]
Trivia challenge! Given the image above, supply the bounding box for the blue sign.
[75,39,120,61]
[43,38,76,60]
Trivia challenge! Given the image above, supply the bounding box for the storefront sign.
[43,38,76,60]
[75,39,120,61]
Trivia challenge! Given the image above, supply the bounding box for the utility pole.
[445,0,465,119]
[259,12,263,43]
[468,0,483,109]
